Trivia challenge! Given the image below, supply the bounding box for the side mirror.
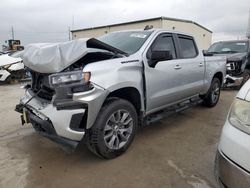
[202,50,213,56]
[151,50,173,61]
[148,51,173,68]
[149,50,173,67]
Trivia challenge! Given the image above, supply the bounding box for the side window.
[152,36,177,59]
[178,37,197,58]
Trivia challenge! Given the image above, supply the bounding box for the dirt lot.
[0,84,237,188]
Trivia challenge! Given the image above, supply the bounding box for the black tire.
[85,98,138,159]
[203,77,221,107]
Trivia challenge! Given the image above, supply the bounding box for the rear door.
[174,34,205,97]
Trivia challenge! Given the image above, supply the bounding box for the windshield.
[98,31,153,55]
[208,41,249,54]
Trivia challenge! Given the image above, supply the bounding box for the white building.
[71,16,212,50]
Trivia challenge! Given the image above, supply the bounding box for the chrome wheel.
[104,109,133,150]
[211,82,220,103]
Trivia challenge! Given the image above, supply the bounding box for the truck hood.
[214,52,247,62]
[22,38,127,74]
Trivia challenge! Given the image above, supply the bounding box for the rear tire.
[85,98,138,159]
[203,77,221,107]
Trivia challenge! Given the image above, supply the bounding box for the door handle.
[174,65,182,70]
[199,63,204,67]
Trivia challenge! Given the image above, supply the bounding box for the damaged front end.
[207,40,250,88]
[15,38,124,149]
[224,56,249,88]
[0,53,26,84]
[15,72,108,150]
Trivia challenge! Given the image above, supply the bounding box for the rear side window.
[178,37,198,58]
[152,36,177,59]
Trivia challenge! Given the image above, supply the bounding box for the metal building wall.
[72,19,162,39]
[72,18,212,50]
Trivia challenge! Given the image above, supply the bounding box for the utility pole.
[68,26,71,41]
[11,26,14,40]
[72,15,75,30]
[247,10,250,39]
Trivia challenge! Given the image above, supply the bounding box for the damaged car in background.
[207,40,250,88]
[15,29,226,159]
[0,52,27,84]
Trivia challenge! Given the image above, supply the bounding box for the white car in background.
[215,80,250,188]
[0,52,25,84]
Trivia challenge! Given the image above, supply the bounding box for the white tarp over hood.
[22,38,128,74]
[22,38,90,73]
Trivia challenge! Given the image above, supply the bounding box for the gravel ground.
[0,84,237,188]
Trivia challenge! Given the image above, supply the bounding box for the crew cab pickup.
[15,29,226,158]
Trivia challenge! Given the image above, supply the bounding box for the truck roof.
[110,28,195,38]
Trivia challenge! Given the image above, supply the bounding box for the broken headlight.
[226,62,235,71]
[229,98,250,134]
[49,70,91,87]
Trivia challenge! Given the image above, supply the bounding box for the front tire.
[85,98,138,159]
[203,77,221,107]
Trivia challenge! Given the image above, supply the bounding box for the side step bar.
[146,97,203,125]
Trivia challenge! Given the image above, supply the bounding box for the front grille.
[37,86,55,101]
[30,71,55,101]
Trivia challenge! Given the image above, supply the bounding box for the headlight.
[229,98,250,134]
[226,62,235,71]
[49,70,91,87]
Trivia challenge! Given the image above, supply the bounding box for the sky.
[0,0,249,47]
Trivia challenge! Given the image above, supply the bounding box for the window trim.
[176,34,199,59]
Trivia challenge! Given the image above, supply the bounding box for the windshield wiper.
[208,51,239,54]
[219,50,239,54]
[207,51,221,54]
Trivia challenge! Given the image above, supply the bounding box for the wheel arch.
[106,87,142,115]
[213,72,223,85]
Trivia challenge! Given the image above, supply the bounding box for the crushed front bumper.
[224,75,243,87]
[23,107,79,149]
[18,89,86,140]
[215,150,250,188]
[16,86,109,149]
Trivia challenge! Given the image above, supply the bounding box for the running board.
[146,97,203,125]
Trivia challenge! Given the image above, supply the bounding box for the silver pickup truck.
[16,29,226,158]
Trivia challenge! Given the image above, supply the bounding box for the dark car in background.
[207,40,250,88]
